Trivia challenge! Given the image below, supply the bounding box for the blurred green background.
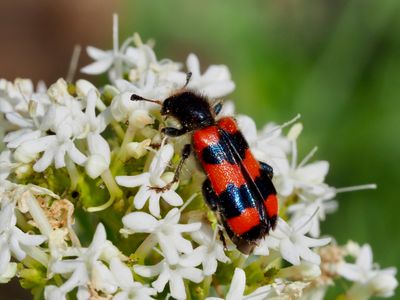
[1,0,399,298]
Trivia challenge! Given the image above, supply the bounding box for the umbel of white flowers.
[0,14,396,300]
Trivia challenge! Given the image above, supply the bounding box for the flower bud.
[15,164,33,179]
[344,240,361,257]
[47,78,70,104]
[128,109,154,129]
[110,92,132,122]
[76,79,97,97]
[288,122,303,141]
[0,263,17,283]
[100,240,126,263]
[14,78,34,97]
[14,145,37,163]
[368,272,398,297]
[126,139,151,159]
[85,154,108,179]
[278,263,321,281]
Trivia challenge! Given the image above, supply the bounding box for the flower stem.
[202,275,212,299]
[20,245,49,267]
[235,254,248,269]
[112,14,122,80]
[65,157,80,191]
[112,123,136,174]
[111,121,125,140]
[87,169,123,212]
[134,234,158,264]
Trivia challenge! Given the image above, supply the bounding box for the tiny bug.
[131,74,278,254]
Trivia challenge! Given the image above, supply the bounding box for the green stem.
[202,275,212,299]
[15,209,31,232]
[65,157,80,190]
[87,169,123,212]
[134,234,158,264]
[261,250,281,271]
[185,280,192,300]
[111,121,125,140]
[111,123,136,174]
[235,253,248,269]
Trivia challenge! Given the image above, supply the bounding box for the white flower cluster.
[0,15,397,300]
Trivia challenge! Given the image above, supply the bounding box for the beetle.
[130,75,278,254]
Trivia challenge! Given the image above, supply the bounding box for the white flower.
[115,69,174,104]
[0,78,45,115]
[0,150,13,180]
[0,199,47,277]
[206,268,272,300]
[110,258,156,300]
[346,271,398,299]
[0,262,17,283]
[47,78,76,105]
[15,134,87,172]
[126,139,152,159]
[337,244,398,298]
[116,144,183,217]
[276,159,329,198]
[110,90,155,126]
[11,79,91,171]
[134,258,203,300]
[80,15,135,80]
[271,279,310,300]
[122,208,201,265]
[84,90,112,178]
[260,216,331,265]
[185,53,235,98]
[81,15,178,86]
[45,223,118,300]
[286,188,337,238]
[278,262,321,281]
[180,221,230,275]
[2,79,49,150]
[273,123,330,199]
[125,35,183,87]
[81,46,118,75]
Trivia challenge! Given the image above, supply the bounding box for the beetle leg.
[151,144,191,193]
[162,126,190,137]
[202,179,218,211]
[218,226,228,250]
[259,161,274,179]
[171,144,191,183]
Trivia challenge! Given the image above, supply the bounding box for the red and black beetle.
[131,76,278,254]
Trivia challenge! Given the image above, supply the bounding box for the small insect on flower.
[130,73,278,254]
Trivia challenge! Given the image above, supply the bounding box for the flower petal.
[280,238,300,265]
[122,212,158,233]
[226,268,246,300]
[169,271,186,300]
[157,232,179,265]
[134,262,163,278]
[162,190,183,207]
[81,57,114,75]
[110,258,133,289]
[151,268,170,293]
[149,192,161,218]
[116,173,150,188]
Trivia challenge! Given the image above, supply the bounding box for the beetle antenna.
[130,94,162,105]
[183,72,192,88]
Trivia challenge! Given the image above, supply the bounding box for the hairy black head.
[161,90,215,130]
